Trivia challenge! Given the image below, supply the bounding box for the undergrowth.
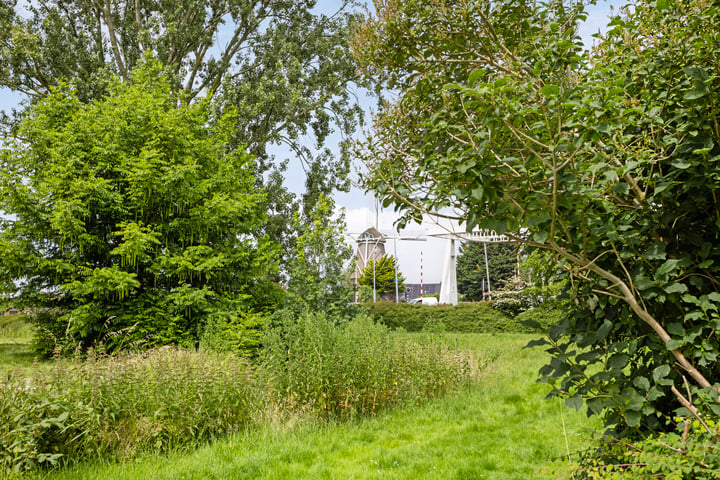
[0,312,481,477]
[571,419,720,479]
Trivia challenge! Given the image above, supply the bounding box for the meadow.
[1,313,601,479]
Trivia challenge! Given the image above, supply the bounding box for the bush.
[365,301,546,333]
[573,419,720,479]
[261,311,482,420]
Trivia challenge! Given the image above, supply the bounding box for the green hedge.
[365,301,546,333]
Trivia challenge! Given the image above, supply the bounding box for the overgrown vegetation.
[573,421,720,479]
[24,334,601,480]
[0,314,33,340]
[0,313,479,477]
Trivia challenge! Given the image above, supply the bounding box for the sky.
[0,0,618,286]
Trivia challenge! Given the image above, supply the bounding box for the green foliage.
[357,255,405,299]
[0,348,260,476]
[573,420,720,479]
[0,60,279,354]
[365,301,547,333]
[354,0,720,433]
[0,0,367,303]
[16,334,598,480]
[0,313,481,476]
[457,242,517,301]
[284,194,355,318]
[261,311,479,420]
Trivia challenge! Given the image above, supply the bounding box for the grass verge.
[37,333,601,480]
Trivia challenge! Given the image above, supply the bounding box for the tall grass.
[39,333,602,480]
[0,314,34,340]
[262,312,483,420]
[1,348,259,476]
[1,312,481,477]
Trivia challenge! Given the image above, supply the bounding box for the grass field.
[0,313,41,377]
[25,333,600,480]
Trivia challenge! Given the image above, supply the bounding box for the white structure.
[428,228,512,305]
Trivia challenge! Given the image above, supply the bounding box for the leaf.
[565,394,583,411]
[653,364,672,385]
[596,320,613,341]
[624,410,641,427]
[608,353,629,370]
[683,66,709,82]
[634,275,655,291]
[612,182,629,195]
[646,242,666,260]
[524,337,548,349]
[471,185,484,200]
[656,259,680,277]
[707,292,720,303]
[594,122,611,134]
[684,87,708,101]
[468,69,485,84]
[666,338,685,350]
[671,158,693,169]
[633,376,650,391]
[664,282,688,294]
[666,322,685,336]
[541,84,559,98]
[533,230,549,244]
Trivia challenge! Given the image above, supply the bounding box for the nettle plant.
[354,0,720,433]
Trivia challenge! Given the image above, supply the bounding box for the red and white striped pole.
[420,250,424,297]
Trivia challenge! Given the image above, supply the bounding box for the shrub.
[573,419,720,479]
[1,311,484,476]
[365,301,544,333]
[261,311,482,420]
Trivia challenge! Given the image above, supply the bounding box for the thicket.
[573,420,720,479]
[0,313,480,477]
[365,301,555,333]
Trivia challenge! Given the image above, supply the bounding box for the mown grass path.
[40,334,600,480]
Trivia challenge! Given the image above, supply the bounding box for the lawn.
[0,313,41,377]
[30,333,600,480]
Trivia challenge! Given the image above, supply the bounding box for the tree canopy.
[354,0,720,434]
[0,60,279,353]
[457,242,516,300]
[0,0,365,216]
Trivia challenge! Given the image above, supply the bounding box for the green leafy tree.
[457,242,517,300]
[354,0,720,434]
[0,60,279,354]
[0,0,367,271]
[358,255,405,300]
[284,194,354,317]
